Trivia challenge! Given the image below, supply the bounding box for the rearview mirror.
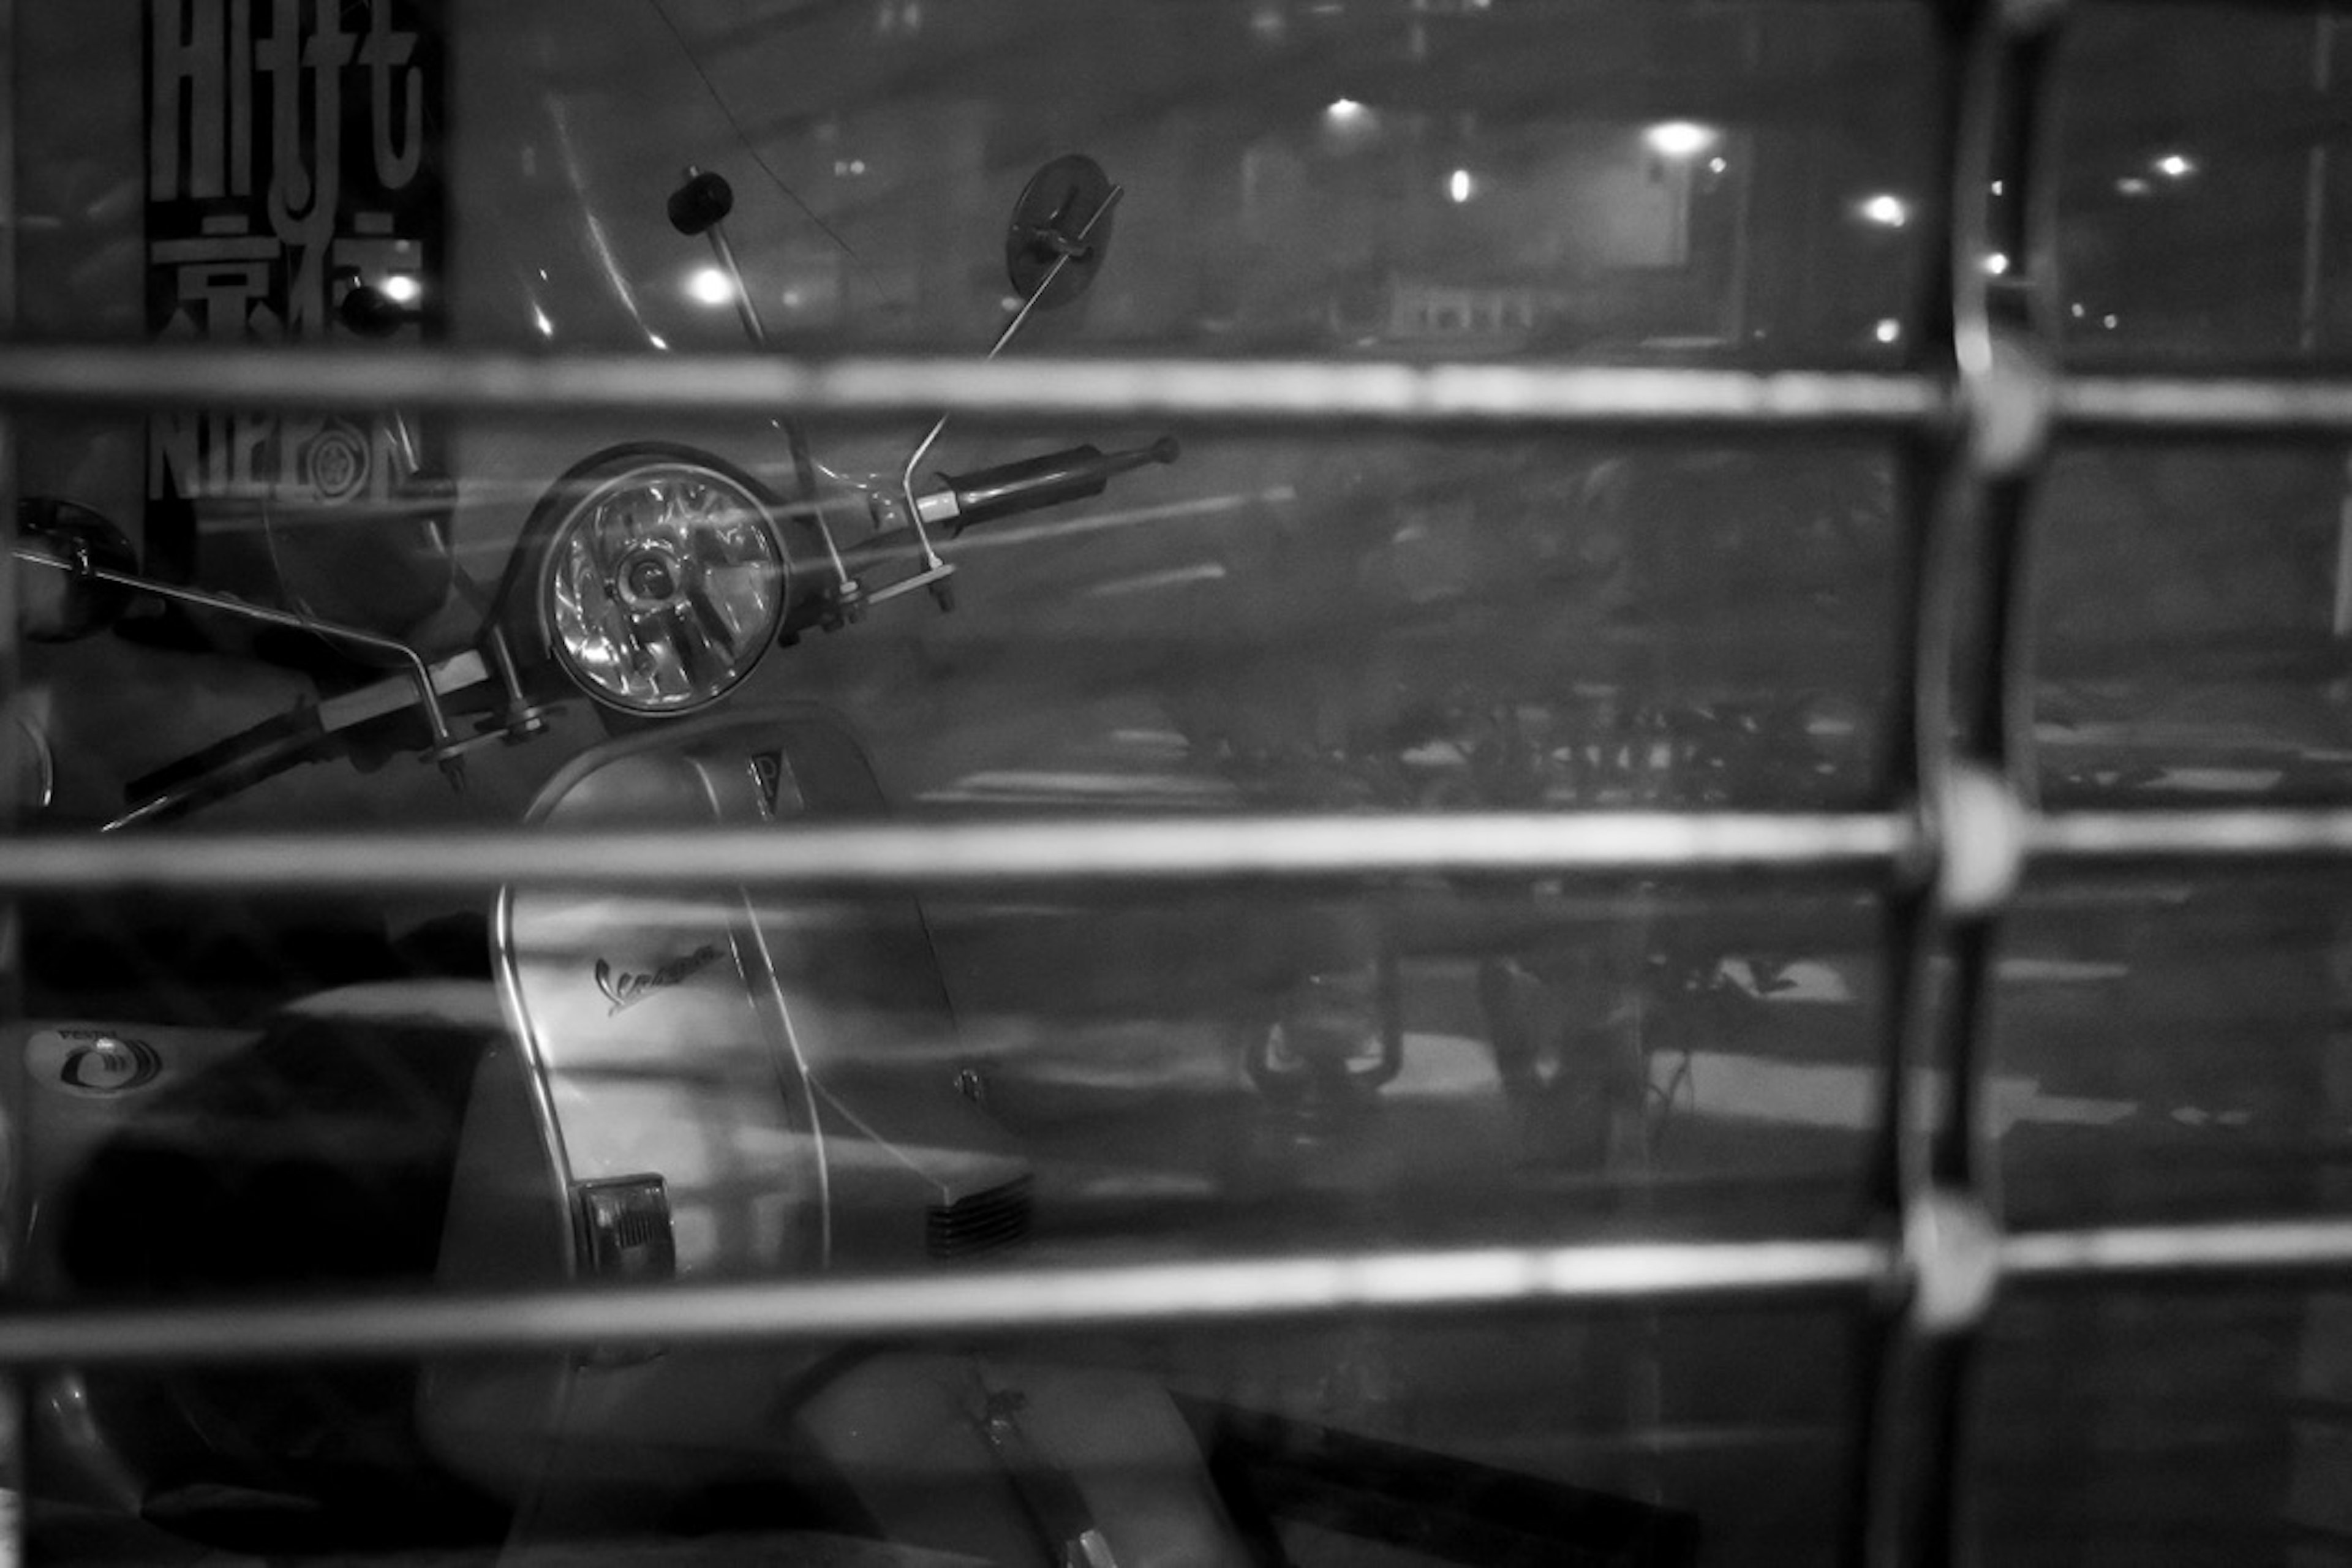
[1006,154,1117,309]
[17,498,137,643]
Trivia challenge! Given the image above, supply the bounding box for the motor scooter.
[17,151,1175,831]
[7,156,1257,1568]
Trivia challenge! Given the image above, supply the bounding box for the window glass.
[2030,442,2351,807]
[2059,3,2352,364]
[7,3,2348,1566]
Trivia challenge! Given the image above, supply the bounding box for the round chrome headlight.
[541,459,788,715]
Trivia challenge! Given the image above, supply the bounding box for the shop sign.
[143,0,447,522]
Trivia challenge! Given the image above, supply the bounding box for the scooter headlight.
[541,461,788,715]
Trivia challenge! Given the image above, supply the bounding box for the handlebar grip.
[935,437,1179,533]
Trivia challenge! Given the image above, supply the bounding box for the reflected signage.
[142,0,447,543]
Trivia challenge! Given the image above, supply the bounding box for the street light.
[1859,194,1910,228]
[1644,121,1718,159]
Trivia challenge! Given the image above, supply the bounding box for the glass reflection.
[4,0,2348,1564]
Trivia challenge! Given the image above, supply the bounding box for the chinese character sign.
[144,0,446,535]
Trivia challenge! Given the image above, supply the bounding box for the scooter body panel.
[421,707,1054,1544]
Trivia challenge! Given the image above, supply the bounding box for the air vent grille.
[926,1176,1033,1261]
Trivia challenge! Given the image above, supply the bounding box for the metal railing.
[2,1216,2351,1371]
[6,1,2352,1565]
[2,342,2351,436]
[4,798,2352,897]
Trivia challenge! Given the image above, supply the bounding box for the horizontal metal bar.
[2056,375,2352,439]
[10,1213,2352,1368]
[0,344,1945,429]
[4,344,2351,439]
[0,1239,1895,1367]
[2003,1218,2352,1283]
[0,812,1916,894]
[2027,807,2352,865]
[17,804,2352,897]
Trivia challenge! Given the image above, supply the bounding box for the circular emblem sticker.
[300,423,372,504]
[29,1030,164,1098]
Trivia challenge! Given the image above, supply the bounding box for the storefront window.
[6,2,2351,1564]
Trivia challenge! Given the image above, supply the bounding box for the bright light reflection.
[381,274,422,305]
[2155,153,2195,178]
[1874,318,1901,344]
[2117,176,2153,197]
[1984,252,2010,276]
[1325,98,1369,123]
[1644,121,1718,159]
[532,305,555,339]
[687,266,736,307]
[1707,156,1728,175]
[1447,168,1475,203]
[1859,194,1909,228]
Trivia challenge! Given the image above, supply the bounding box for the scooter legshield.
[418,706,1048,1536]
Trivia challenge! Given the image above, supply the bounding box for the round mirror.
[17,498,137,643]
[1005,154,1115,309]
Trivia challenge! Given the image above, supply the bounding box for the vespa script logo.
[31,1029,164,1098]
[594,944,724,1017]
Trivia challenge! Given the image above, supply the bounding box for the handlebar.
[916,437,1181,536]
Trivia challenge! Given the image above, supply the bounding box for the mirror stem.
[15,549,464,784]
[898,186,1125,581]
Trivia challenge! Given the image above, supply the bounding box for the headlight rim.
[522,444,796,719]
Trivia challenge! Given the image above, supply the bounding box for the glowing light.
[1325,98,1369,123]
[2155,153,2195,178]
[1447,168,1475,203]
[2103,314,2120,330]
[1990,179,2005,196]
[1859,194,1909,228]
[1707,156,1728,175]
[2116,176,2152,197]
[687,266,736,307]
[1984,252,2010,276]
[1644,121,1719,159]
[1874,318,1901,344]
[532,305,555,339]
[2069,302,2086,319]
[647,332,670,351]
[380,274,422,305]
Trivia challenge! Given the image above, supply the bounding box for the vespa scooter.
[11,156,1248,1568]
